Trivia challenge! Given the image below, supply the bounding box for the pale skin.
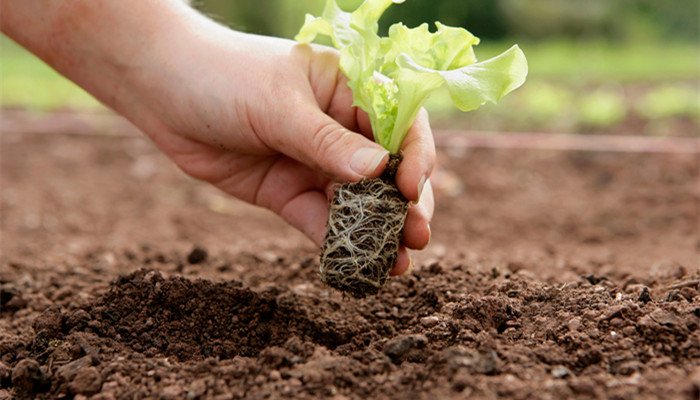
[1,0,435,275]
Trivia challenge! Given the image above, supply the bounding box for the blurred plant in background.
[578,86,627,129]
[1,0,698,136]
[637,85,699,120]
[1,38,105,111]
[194,0,699,42]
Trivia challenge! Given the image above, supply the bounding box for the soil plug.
[320,154,407,297]
[296,0,528,297]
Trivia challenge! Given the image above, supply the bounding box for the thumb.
[264,104,389,182]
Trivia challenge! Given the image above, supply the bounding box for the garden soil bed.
[1,112,699,399]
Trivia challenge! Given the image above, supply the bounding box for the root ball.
[320,155,408,298]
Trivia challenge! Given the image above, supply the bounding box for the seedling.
[296,0,527,298]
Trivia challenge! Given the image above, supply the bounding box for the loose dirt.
[1,112,699,399]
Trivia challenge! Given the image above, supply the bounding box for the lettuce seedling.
[297,0,528,153]
[296,0,527,298]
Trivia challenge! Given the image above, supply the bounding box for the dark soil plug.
[320,154,408,298]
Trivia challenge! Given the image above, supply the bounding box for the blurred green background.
[1,0,698,135]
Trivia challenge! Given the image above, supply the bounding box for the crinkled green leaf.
[296,0,528,153]
[296,0,352,48]
[383,22,479,73]
[397,44,528,111]
[351,0,404,35]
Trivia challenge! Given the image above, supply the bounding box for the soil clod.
[186,246,208,264]
[383,334,428,363]
[11,359,49,398]
[67,366,102,396]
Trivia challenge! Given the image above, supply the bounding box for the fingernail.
[417,175,427,200]
[350,148,388,177]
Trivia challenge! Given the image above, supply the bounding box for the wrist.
[118,9,238,135]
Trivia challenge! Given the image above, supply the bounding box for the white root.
[320,176,408,298]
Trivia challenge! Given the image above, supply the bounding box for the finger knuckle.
[310,122,351,164]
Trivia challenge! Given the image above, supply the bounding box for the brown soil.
[1,111,699,399]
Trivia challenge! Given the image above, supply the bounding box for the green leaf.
[383,22,479,73]
[397,44,528,112]
[296,0,528,153]
[295,0,350,48]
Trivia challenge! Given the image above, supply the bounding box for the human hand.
[136,26,434,275]
[1,0,434,275]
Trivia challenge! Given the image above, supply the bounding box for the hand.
[139,27,435,274]
[1,1,435,275]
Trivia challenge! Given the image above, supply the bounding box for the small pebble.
[567,317,582,332]
[383,334,428,361]
[420,316,440,328]
[269,370,281,381]
[552,366,570,379]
